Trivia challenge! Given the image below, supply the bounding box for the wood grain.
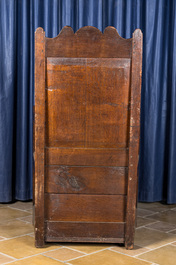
[46,58,130,148]
[125,29,143,249]
[34,26,142,248]
[45,166,127,195]
[46,26,132,58]
[34,27,45,247]
[45,147,128,167]
[45,194,126,222]
[45,221,125,242]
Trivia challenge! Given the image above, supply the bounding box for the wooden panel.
[85,59,130,148]
[34,27,45,247]
[45,147,128,167]
[46,59,86,147]
[46,58,130,148]
[45,222,125,242]
[45,166,127,194]
[125,29,143,249]
[45,194,126,222]
[46,26,132,58]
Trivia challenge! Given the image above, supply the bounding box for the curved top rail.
[35,26,141,58]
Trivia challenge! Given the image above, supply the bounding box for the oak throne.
[34,26,142,249]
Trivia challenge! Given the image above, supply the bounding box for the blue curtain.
[0,0,176,203]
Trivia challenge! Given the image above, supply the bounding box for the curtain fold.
[0,0,176,203]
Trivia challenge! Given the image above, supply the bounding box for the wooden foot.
[35,239,45,248]
[125,241,134,250]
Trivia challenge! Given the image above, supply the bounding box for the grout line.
[0,234,35,241]
[42,251,86,262]
[138,226,171,233]
[166,228,176,233]
[133,239,176,256]
[7,206,32,212]
[136,221,160,229]
[0,236,7,239]
[61,246,90,254]
[41,246,64,253]
[0,252,17,260]
[109,248,155,263]
[109,247,141,258]
[16,218,32,224]
[141,226,176,234]
[42,252,70,263]
[0,246,64,264]
[110,247,165,264]
[138,212,160,218]
[61,247,111,262]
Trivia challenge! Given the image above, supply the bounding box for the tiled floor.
[0,201,176,264]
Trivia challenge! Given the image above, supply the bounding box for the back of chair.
[34,26,142,249]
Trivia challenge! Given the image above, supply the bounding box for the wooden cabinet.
[34,26,142,249]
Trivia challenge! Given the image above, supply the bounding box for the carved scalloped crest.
[44,26,132,41]
[36,26,138,58]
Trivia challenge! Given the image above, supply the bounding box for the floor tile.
[146,221,176,232]
[138,245,176,265]
[8,201,32,211]
[18,215,33,224]
[137,209,156,217]
[60,243,112,254]
[135,227,176,249]
[69,249,151,265]
[0,220,33,238]
[137,217,158,228]
[138,202,176,212]
[110,244,149,256]
[0,253,15,264]
[0,207,30,223]
[43,247,85,261]
[148,210,176,224]
[0,235,61,259]
[8,255,64,265]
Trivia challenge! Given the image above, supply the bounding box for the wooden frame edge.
[125,29,143,249]
[34,27,46,248]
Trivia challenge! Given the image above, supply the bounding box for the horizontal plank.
[46,237,124,243]
[45,148,128,167]
[45,166,127,195]
[45,221,125,242]
[45,194,126,222]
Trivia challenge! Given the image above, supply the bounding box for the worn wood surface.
[34,27,45,247]
[45,194,126,222]
[45,222,125,242]
[45,147,128,167]
[45,166,127,194]
[46,26,132,58]
[34,26,142,248]
[46,58,130,148]
[125,29,143,249]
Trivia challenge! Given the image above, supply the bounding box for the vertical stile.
[34,28,46,247]
[125,29,143,249]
